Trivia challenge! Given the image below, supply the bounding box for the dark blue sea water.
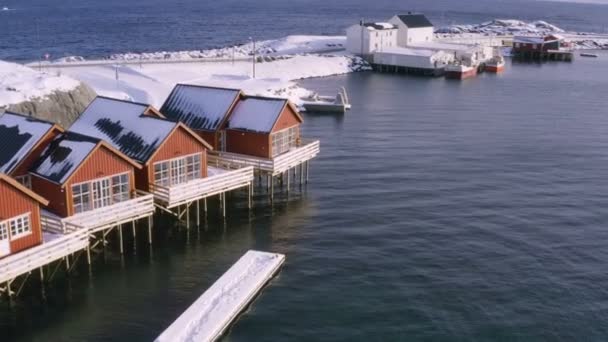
[2,1,608,341]
[1,0,608,61]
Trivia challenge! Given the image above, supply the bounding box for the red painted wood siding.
[11,127,63,178]
[195,129,218,150]
[65,145,136,217]
[31,175,68,217]
[272,105,301,133]
[0,180,43,256]
[141,126,208,191]
[226,130,270,158]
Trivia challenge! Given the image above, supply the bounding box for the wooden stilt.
[65,256,71,272]
[300,163,304,185]
[222,192,226,218]
[196,200,200,226]
[204,198,208,214]
[39,267,44,284]
[186,202,190,229]
[287,168,290,193]
[148,216,153,245]
[132,221,136,238]
[86,246,92,265]
[266,174,270,192]
[119,225,124,254]
[270,176,274,202]
[248,182,252,209]
[306,161,309,183]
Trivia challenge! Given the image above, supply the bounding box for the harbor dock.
[155,250,285,342]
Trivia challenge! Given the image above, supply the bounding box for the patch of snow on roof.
[33,133,98,184]
[513,36,546,44]
[0,60,80,108]
[160,85,240,131]
[70,97,176,163]
[228,97,286,133]
[375,47,438,57]
[0,112,54,173]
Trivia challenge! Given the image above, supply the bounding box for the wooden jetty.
[155,250,285,342]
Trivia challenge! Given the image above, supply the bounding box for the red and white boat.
[445,63,477,80]
[484,56,506,73]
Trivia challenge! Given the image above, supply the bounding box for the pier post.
[132,221,136,238]
[39,267,44,284]
[186,203,190,229]
[300,163,304,186]
[65,256,70,272]
[119,225,124,254]
[248,182,252,209]
[306,161,309,184]
[222,193,226,218]
[287,168,290,193]
[196,200,200,226]
[148,216,153,245]
[266,174,270,192]
[270,176,274,202]
[86,246,92,265]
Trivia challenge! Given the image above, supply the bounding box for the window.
[271,126,299,157]
[73,183,91,214]
[72,172,130,214]
[112,174,130,203]
[9,214,31,239]
[0,222,8,241]
[154,153,202,187]
[15,175,32,189]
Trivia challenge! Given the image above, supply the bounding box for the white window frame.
[271,126,299,157]
[0,221,9,241]
[71,172,131,214]
[8,213,32,239]
[153,152,202,187]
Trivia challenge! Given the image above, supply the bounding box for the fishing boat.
[445,63,477,80]
[484,55,506,72]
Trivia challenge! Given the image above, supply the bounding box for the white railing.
[208,140,320,175]
[151,167,254,208]
[41,192,155,234]
[0,229,89,284]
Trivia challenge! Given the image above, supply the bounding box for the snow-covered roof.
[70,97,177,163]
[408,41,475,52]
[32,132,100,184]
[0,111,57,174]
[396,14,434,28]
[227,97,288,133]
[160,84,241,132]
[363,22,397,30]
[513,36,546,44]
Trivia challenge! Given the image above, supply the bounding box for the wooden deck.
[150,166,255,209]
[208,140,320,176]
[41,191,155,234]
[0,230,89,294]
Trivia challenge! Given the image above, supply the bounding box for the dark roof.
[227,96,288,133]
[32,132,100,184]
[69,97,177,163]
[0,111,56,174]
[397,14,433,28]
[160,84,241,132]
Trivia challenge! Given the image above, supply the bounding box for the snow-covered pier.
[155,250,285,342]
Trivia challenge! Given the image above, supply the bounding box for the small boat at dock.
[484,55,505,73]
[445,63,477,80]
[301,87,351,114]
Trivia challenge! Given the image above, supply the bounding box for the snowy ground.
[155,250,285,342]
[0,60,80,108]
[38,36,366,108]
[436,19,608,50]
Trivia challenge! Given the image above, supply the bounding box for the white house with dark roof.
[346,22,398,56]
[389,13,435,46]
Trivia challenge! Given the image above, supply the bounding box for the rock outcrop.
[2,82,96,128]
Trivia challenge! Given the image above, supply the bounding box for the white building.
[389,13,434,46]
[346,22,398,56]
[373,47,454,76]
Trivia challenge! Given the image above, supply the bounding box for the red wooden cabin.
[512,36,561,53]
[29,132,141,218]
[160,85,304,159]
[69,97,212,194]
[0,174,49,258]
[0,111,64,188]
[160,84,242,151]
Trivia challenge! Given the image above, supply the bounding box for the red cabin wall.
[11,127,63,178]
[143,127,208,191]
[194,129,218,151]
[65,146,136,217]
[226,130,270,158]
[0,180,43,256]
[272,106,301,133]
[31,175,68,217]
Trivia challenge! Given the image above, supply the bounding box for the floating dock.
[155,250,286,342]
